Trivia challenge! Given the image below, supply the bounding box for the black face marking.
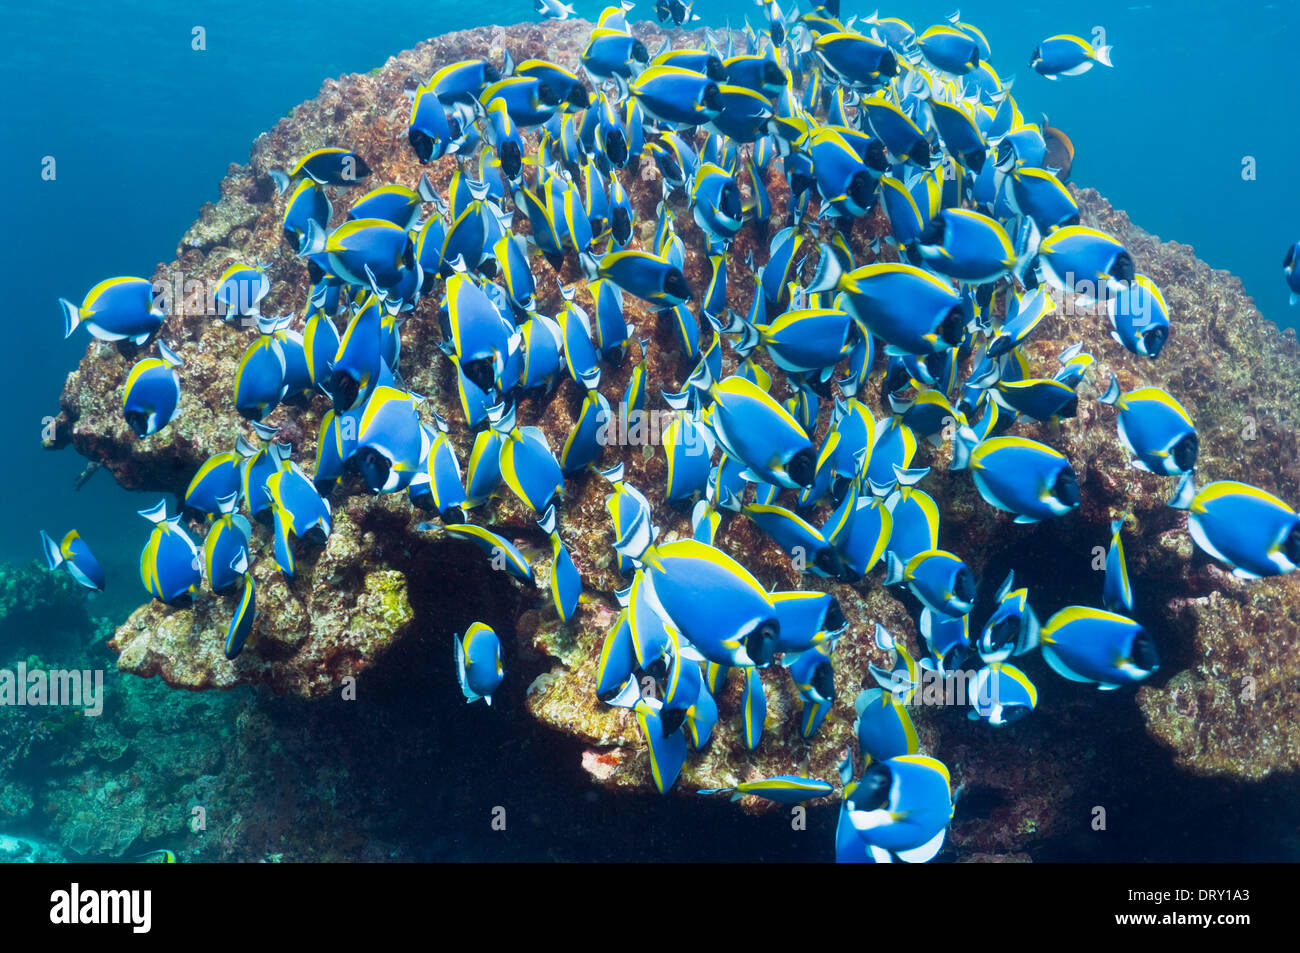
[1172,432,1198,472]
[848,170,874,211]
[1112,251,1136,283]
[328,370,360,412]
[1142,326,1167,359]
[500,141,522,179]
[659,705,686,737]
[125,410,150,438]
[953,567,976,606]
[1053,466,1080,508]
[823,596,846,633]
[612,207,632,245]
[939,306,967,347]
[356,446,392,493]
[787,447,818,488]
[811,660,832,696]
[849,763,892,813]
[663,269,692,303]
[747,623,779,667]
[1130,629,1159,671]
[815,545,847,579]
[408,128,435,163]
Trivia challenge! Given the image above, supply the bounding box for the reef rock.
[47,19,1300,855]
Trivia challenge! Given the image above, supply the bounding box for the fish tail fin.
[950,424,979,471]
[1167,472,1197,511]
[806,242,847,295]
[734,319,761,359]
[39,530,64,571]
[502,48,516,77]
[487,401,517,435]
[686,358,714,394]
[138,500,170,524]
[882,552,906,586]
[598,462,626,485]
[579,250,600,282]
[1093,45,1113,67]
[536,503,558,537]
[1099,373,1121,406]
[661,388,691,411]
[59,298,81,338]
[269,170,290,195]
[417,171,438,204]
[299,219,328,257]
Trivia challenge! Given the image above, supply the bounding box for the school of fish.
[44,1,1300,863]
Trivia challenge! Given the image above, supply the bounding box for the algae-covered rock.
[44,18,1300,856]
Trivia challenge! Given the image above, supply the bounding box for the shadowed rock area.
[45,19,1300,857]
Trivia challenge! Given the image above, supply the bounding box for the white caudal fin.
[39,530,64,571]
[59,299,81,338]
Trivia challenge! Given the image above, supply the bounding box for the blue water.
[4,0,1296,591]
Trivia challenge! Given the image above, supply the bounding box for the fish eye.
[568,85,590,109]
[642,656,669,681]
[764,62,786,87]
[985,615,1018,652]
[812,661,835,701]
[501,142,522,179]
[1142,326,1167,359]
[632,40,649,63]
[787,447,818,488]
[881,50,899,77]
[823,597,847,633]
[659,705,686,736]
[664,270,692,303]
[703,82,723,114]
[1000,705,1032,725]
[612,208,632,243]
[885,360,912,395]
[1112,252,1136,283]
[1052,467,1080,508]
[747,623,780,667]
[1280,523,1300,567]
[463,357,496,393]
[953,567,976,605]
[850,762,892,812]
[125,410,150,438]
[483,63,501,85]
[608,131,629,165]
[719,181,742,217]
[1173,432,1198,472]
[1130,630,1160,672]
[442,506,467,525]
[706,56,727,82]
[848,171,874,210]
[814,545,846,578]
[939,306,967,347]
[356,447,392,493]
[537,82,561,107]
[864,139,890,174]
